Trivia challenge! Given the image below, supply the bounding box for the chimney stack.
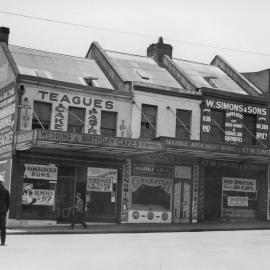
[0,27,10,44]
[147,37,173,64]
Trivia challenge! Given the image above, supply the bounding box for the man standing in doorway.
[0,175,10,246]
[70,193,87,229]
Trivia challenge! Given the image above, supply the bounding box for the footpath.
[6,221,270,235]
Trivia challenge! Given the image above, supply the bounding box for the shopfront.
[9,129,164,226]
[120,155,199,224]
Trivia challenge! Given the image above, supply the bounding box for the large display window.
[21,164,58,219]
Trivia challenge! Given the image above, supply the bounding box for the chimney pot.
[147,37,173,64]
[0,27,10,44]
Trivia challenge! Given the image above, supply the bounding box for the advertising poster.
[22,183,55,206]
[87,167,117,192]
[24,164,58,181]
[228,196,248,207]
[222,177,256,192]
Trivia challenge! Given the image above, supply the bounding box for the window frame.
[67,106,86,134]
[32,101,52,130]
[175,109,192,139]
[100,111,118,137]
[140,104,157,139]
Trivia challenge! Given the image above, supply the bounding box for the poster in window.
[87,167,117,192]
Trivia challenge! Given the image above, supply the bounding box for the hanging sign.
[228,196,248,207]
[87,167,117,192]
[24,164,58,180]
[222,177,256,192]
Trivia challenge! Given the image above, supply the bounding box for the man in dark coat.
[0,175,10,246]
[70,193,87,229]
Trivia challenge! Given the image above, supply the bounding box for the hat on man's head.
[0,175,5,182]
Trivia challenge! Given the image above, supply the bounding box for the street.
[1,230,270,270]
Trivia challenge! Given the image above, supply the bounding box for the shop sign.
[121,159,131,223]
[36,130,163,151]
[22,184,55,206]
[161,137,270,157]
[87,167,117,192]
[205,99,268,116]
[227,196,248,207]
[222,177,256,192]
[191,165,199,223]
[0,87,16,156]
[16,131,33,150]
[174,166,192,179]
[24,164,58,181]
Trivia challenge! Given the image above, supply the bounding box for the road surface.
[1,230,270,270]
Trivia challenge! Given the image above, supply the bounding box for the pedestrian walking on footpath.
[70,193,87,229]
[0,175,10,246]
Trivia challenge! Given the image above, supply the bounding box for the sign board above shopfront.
[159,137,270,157]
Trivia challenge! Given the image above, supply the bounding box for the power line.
[1,10,270,57]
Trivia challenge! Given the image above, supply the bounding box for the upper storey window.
[140,104,157,139]
[32,101,52,130]
[100,111,117,137]
[175,109,192,139]
[68,106,85,133]
[209,109,225,142]
[243,114,256,145]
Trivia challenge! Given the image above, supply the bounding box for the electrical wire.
[1,10,270,57]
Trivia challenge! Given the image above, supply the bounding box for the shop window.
[32,101,52,130]
[175,109,192,139]
[68,106,85,133]
[243,114,256,145]
[100,111,117,137]
[132,184,171,211]
[209,109,225,142]
[140,104,157,139]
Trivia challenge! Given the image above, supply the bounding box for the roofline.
[201,87,270,105]
[16,74,133,99]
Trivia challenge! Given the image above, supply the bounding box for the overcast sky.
[0,0,269,72]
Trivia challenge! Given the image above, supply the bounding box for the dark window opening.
[175,109,192,139]
[68,106,85,133]
[243,114,256,145]
[32,101,52,130]
[132,184,170,211]
[100,111,117,137]
[209,109,225,142]
[140,104,157,139]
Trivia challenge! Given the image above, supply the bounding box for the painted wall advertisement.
[87,167,117,192]
[0,87,16,157]
[201,98,269,144]
[22,183,55,206]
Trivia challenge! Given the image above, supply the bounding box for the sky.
[0,0,270,72]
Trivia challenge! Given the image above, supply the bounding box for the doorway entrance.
[173,180,191,223]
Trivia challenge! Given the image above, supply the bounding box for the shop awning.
[156,137,270,163]
[15,130,165,158]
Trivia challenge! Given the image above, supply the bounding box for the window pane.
[101,111,117,137]
[68,106,85,133]
[210,110,225,142]
[176,109,191,139]
[32,101,52,129]
[141,105,157,139]
[243,114,256,145]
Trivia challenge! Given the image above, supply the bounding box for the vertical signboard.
[121,159,131,223]
[192,165,199,223]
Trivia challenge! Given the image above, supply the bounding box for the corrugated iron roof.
[106,50,184,90]
[173,58,248,95]
[9,45,113,89]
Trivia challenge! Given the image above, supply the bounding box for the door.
[204,177,221,220]
[55,177,75,222]
[173,181,191,223]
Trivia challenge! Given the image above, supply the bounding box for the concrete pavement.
[7,220,270,235]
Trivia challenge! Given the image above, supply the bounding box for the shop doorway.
[204,177,222,220]
[55,177,75,222]
[173,181,191,223]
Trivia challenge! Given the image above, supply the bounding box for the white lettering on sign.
[222,177,256,192]
[206,99,267,116]
[227,196,248,207]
